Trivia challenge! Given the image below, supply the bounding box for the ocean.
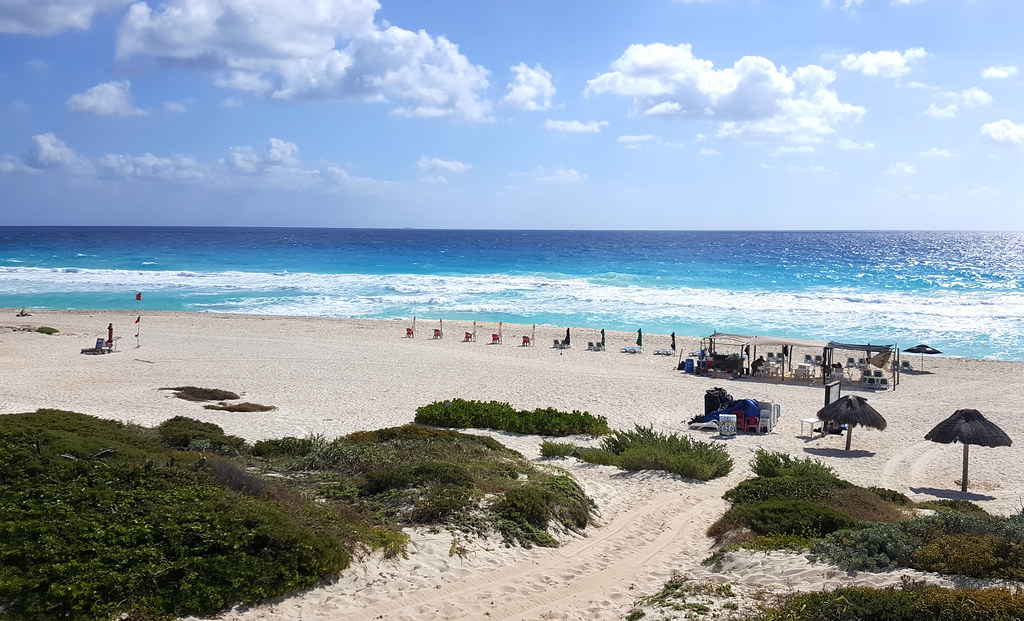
[2,227,1022,361]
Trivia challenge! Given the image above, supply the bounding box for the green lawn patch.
[35,326,58,335]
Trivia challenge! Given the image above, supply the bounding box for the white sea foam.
[3,266,1022,358]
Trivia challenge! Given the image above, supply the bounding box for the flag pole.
[135,292,142,347]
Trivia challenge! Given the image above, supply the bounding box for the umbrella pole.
[845,426,853,451]
[962,444,969,493]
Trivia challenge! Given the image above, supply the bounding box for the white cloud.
[698,148,720,155]
[545,119,608,133]
[769,145,816,156]
[502,63,555,111]
[925,103,957,119]
[617,135,655,143]
[960,87,992,108]
[907,81,934,89]
[67,80,148,116]
[116,0,492,121]
[891,0,924,5]
[418,175,448,184]
[822,0,864,10]
[982,66,1018,79]
[163,99,192,113]
[99,152,205,181]
[694,133,707,142]
[887,162,916,175]
[586,43,863,144]
[0,0,129,35]
[840,48,929,78]
[919,147,953,157]
[25,134,83,170]
[537,168,587,183]
[981,119,1024,145]
[837,138,874,150]
[417,156,471,173]
[788,165,827,173]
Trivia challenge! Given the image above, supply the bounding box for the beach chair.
[654,348,674,356]
[491,333,501,344]
[814,355,823,364]
[865,377,877,389]
[521,335,531,347]
[846,357,856,367]
[857,358,867,367]
[464,331,473,342]
[900,360,914,371]
[766,352,775,361]
[432,329,443,340]
[878,378,889,390]
[587,341,595,350]
[745,416,760,434]
[873,370,882,378]
[804,354,813,363]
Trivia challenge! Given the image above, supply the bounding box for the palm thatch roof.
[924,408,1012,448]
[817,395,887,430]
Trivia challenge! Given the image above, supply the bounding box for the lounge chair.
[432,329,443,340]
[405,327,414,338]
[900,360,914,371]
[464,331,474,342]
[688,420,720,432]
[521,336,531,347]
[654,348,674,355]
[620,346,643,354]
[491,333,501,344]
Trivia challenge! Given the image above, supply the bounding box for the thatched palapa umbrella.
[817,395,887,451]
[903,344,941,370]
[924,409,1012,492]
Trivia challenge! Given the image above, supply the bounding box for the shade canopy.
[924,409,1011,448]
[817,395,887,451]
[904,344,942,355]
[818,395,888,430]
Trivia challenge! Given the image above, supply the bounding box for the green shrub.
[868,486,912,505]
[251,436,314,457]
[810,521,922,571]
[916,499,991,519]
[722,499,857,538]
[414,399,610,436]
[750,449,836,478]
[913,533,1008,578]
[539,441,576,458]
[576,425,732,481]
[35,326,58,335]
[723,474,849,505]
[156,416,247,452]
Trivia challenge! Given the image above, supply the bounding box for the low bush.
[750,448,835,478]
[35,326,58,335]
[251,436,314,457]
[722,474,849,505]
[750,584,1024,621]
[721,499,857,538]
[576,425,732,481]
[156,416,247,452]
[539,441,576,458]
[414,399,610,436]
[915,499,991,519]
[868,486,912,505]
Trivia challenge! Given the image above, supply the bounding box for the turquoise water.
[2,227,1022,360]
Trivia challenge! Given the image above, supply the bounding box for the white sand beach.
[2,309,1021,620]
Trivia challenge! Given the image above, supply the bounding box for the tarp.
[828,342,895,353]
[746,336,830,349]
[705,332,753,347]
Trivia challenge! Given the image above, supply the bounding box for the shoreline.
[3,308,1022,619]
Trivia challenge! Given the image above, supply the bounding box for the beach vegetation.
[539,440,577,458]
[414,398,610,436]
[161,386,241,401]
[631,572,736,619]
[0,409,365,621]
[156,415,247,453]
[576,425,733,481]
[747,582,1024,621]
[34,326,58,334]
[749,448,836,478]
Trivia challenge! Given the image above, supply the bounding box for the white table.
[801,417,823,437]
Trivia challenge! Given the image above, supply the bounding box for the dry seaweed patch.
[162,386,241,401]
[204,401,276,412]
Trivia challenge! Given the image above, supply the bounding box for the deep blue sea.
[2,227,1023,361]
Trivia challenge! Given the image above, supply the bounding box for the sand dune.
[2,309,1020,620]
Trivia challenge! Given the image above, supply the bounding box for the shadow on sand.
[909,486,996,502]
[803,447,876,459]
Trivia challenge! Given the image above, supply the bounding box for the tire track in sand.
[334,490,729,620]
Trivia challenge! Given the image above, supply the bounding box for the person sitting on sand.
[16,309,32,317]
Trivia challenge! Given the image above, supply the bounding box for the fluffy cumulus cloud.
[0,0,129,35]
[585,43,863,144]
[840,48,928,78]
[545,119,608,133]
[925,103,957,119]
[417,155,471,173]
[24,134,87,171]
[115,0,492,121]
[67,80,148,116]
[982,66,1018,79]
[981,120,1024,145]
[887,161,916,175]
[502,63,555,111]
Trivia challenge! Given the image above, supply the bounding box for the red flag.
[135,316,141,324]
[136,292,142,301]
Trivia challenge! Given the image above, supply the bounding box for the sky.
[0,0,1022,230]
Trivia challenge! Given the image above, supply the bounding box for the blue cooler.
[684,359,694,374]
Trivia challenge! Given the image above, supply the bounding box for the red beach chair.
[491,333,501,344]
[745,416,760,434]
[522,335,531,347]
[464,331,473,342]
[432,329,443,340]
[406,327,414,338]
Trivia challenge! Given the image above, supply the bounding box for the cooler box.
[684,359,694,374]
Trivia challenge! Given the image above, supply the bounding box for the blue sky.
[1,0,1021,229]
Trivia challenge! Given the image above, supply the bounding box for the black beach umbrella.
[600,329,605,348]
[817,395,887,451]
[671,332,676,351]
[903,344,941,371]
[924,408,1012,492]
[564,328,570,347]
